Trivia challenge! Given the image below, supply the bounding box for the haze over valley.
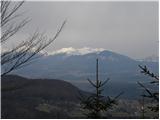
[9,48,158,99]
[1,1,158,119]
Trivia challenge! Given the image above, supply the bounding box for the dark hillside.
[1,75,86,118]
[2,75,158,119]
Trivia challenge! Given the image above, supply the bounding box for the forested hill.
[1,75,87,118]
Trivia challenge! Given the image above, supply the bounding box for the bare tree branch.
[1,1,66,76]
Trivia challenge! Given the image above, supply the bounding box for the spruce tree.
[138,65,159,117]
[79,59,123,118]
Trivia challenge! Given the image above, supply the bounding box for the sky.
[3,1,159,59]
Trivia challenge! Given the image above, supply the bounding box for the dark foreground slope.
[1,75,86,118]
[2,75,158,119]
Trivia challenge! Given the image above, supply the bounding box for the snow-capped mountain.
[46,47,106,56]
[12,48,158,81]
[9,48,158,99]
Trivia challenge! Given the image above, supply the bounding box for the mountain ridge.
[11,49,158,80]
[1,74,88,118]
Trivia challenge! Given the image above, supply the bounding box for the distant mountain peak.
[136,55,159,62]
[46,47,106,56]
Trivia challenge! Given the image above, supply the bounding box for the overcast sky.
[5,1,158,59]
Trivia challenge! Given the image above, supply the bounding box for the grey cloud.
[5,1,158,59]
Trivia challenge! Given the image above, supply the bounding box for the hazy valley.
[11,50,158,99]
[1,1,158,119]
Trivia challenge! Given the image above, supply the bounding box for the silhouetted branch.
[137,82,158,101]
[1,1,66,76]
[138,65,159,81]
[138,65,159,113]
